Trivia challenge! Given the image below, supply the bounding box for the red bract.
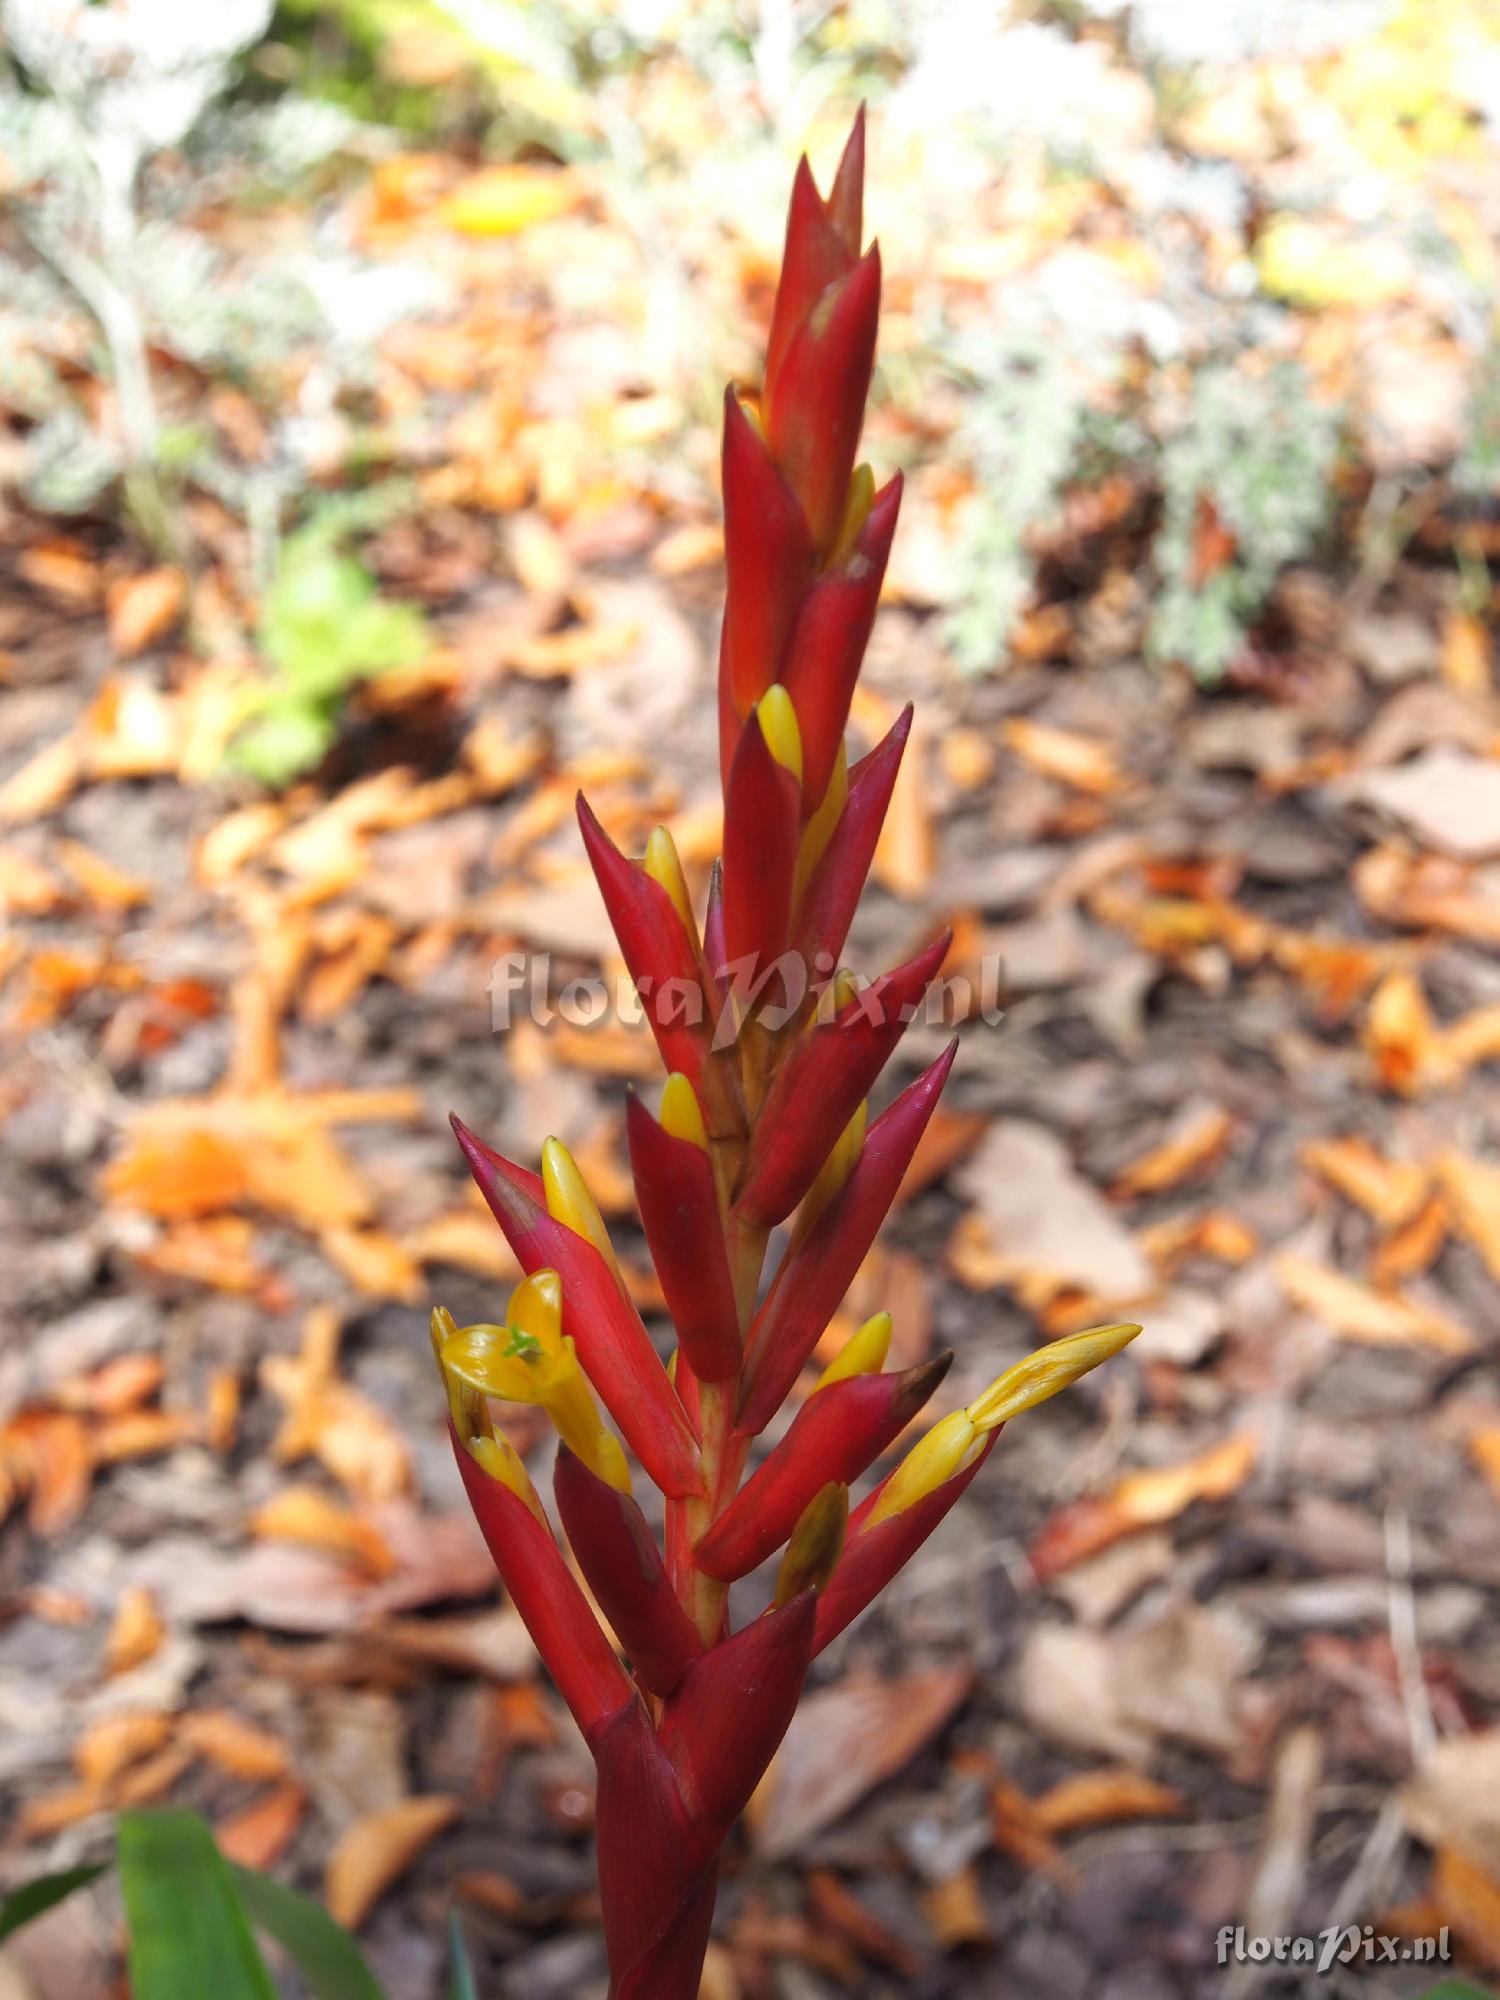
[433,116,1140,2000]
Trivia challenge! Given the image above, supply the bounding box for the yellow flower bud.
[815,1310,892,1390]
[966,1323,1142,1434]
[792,1098,866,1245]
[644,826,695,935]
[774,1482,849,1606]
[827,463,875,569]
[793,740,847,903]
[867,1410,978,1526]
[757,684,803,785]
[541,1138,620,1277]
[465,1431,545,1520]
[660,1072,709,1150]
[737,392,767,442]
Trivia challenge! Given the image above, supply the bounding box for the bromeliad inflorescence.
[431,113,1140,1998]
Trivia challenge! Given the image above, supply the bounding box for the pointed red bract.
[766,243,881,554]
[555,1444,703,1698]
[813,1434,998,1655]
[592,1701,713,1997]
[764,157,856,413]
[826,104,865,254]
[694,1357,951,1581]
[737,1040,958,1434]
[791,704,912,975]
[718,388,814,732]
[576,795,714,1082]
[734,928,951,1226]
[626,1094,741,1382]
[451,1429,634,1739]
[658,1591,815,1844]
[780,471,902,811]
[722,709,801,994]
[451,1116,704,1499]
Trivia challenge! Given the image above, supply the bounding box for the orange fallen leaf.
[0,846,66,914]
[105,1586,166,1676]
[325,1795,462,1929]
[1030,1433,1259,1580]
[1431,1844,1500,1968]
[250,1485,396,1577]
[1370,1193,1449,1286]
[105,1126,250,1218]
[0,733,82,823]
[136,1216,273,1295]
[107,567,186,658]
[19,540,98,603]
[1302,1135,1429,1227]
[1446,1002,1500,1076]
[3,1409,92,1535]
[74,1711,174,1789]
[1003,717,1122,796]
[216,1785,307,1871]
[405,1209,520,1282]
[180,1709,292,1781]
[1031,1768,1187,1833]
[54,1352,165,1417]
[113,1743,194,1807]
[1113,1103,1233,1198]
[1365,970,1446,1096]
[92,1408,201,1464]
[1468,1426,1500,1507]
[320,1226,424,1302]
[51,837,152,911]
[1272,1253,1474,1355]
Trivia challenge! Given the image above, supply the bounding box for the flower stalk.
[432,113,1140,1996]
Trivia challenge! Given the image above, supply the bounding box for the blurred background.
[2,1,1500,1995]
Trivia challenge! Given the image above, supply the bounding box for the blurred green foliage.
[229,504,429,788]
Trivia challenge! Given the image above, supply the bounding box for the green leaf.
[229,701,337,788]
[117,1810,278,2000]
[447,1911,478,2000]
[232,1865,388,2000]
[0,1863,107,1946]
[1416,1985,1496,2000]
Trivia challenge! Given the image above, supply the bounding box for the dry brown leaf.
[136,1217,273,1296]
[922,1868,991,1947]
[1301,1135,1429,1227]
[325,1795,462,1929]
[18,1783,105,1839]
[215,1785,307,1871]
[53,1353,165,1416]
[1435,1154,1500,1287]
[1468,1430,1500,1509]
[749,1666,972,1858]
[1272,1253,1474,1354]
[0,847,66,914]
[1031,1767,1187,1833]
[180,1709,292,1781]
[1431,1844,1500,1968]
[1113,1102,1233,1197]
[1003,717,1122,795]
[261,1309,412,1503]
[1441,609,1493,692]
[105,1586,166,1676]
[1403,1729,1500,1878]
[113,1743,195,1807]
[91,1409,200,1464]
[107,568,186,657]
[19,540,98,602]
[405,1209,520,1282]
[251,1485,397,1577]
[1030,1433,1258,1580]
